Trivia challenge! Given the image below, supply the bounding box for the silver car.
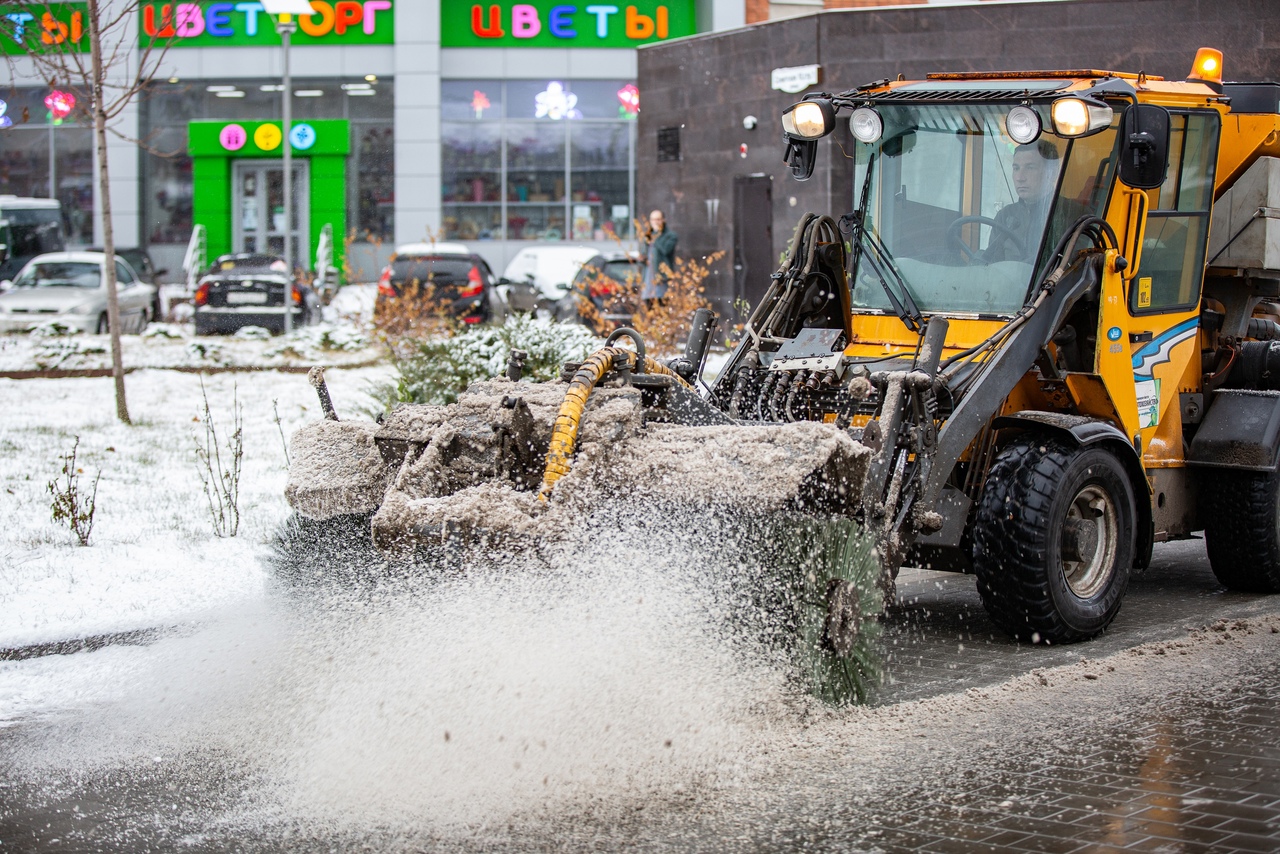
[0,251,157,334]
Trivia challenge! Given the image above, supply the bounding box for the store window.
[0,88,94,245]
[138,78,394,252]
[442,79,637,242]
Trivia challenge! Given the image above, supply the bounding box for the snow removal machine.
[286,48,1280,696]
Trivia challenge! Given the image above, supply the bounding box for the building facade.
[1,0,744,280]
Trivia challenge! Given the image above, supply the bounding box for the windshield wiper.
[844,153,923,334]
[857,225,923,333]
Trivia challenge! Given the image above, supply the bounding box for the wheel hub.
[1060,484,1118,599]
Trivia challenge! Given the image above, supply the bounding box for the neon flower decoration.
[617,83,639,117]
[534,82,580,121]
[0,100,11,129]
[45,90,76,120]
[471,90,490,120]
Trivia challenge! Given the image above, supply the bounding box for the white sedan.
[0,251,157,334]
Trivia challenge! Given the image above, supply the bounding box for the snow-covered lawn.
[0,363,389,654]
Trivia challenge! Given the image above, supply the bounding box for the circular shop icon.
[254,123,282,151]
[219,123,248,151]
[289,123,317,151]
[1107,326,1123,341]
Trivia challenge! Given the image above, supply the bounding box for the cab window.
[1131,111,1220,313]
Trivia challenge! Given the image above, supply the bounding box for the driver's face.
[1012,151,1048,202]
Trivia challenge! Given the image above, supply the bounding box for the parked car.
[375,242,532,325]
[0,251,156,334]
[549,251,645,329]
[88,246,168,320]
[192,253,319,335]
[501,245,600,308]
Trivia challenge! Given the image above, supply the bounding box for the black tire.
[95,313,109,334]
[972,437,1136,644]
[1202,469,1280,592]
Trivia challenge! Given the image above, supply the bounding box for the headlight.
[1051,97,1113,137]
[849,107,884,144]
[782,99,835,139]
[1005,106,1042,144]
[68,302,95,315]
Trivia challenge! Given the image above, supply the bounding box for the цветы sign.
[138,1,394,47]
[0,3,89,54]
[442,2,696,48]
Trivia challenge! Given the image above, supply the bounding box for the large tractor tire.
[1202,469,1280,593]
[972,437,1136,644]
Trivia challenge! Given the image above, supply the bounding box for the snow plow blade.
[285,376,872,550]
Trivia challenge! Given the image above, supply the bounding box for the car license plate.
[226,291,268,305]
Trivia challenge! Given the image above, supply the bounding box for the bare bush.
[630,252,721,353]
[48,437,100,547]
[195,380,244,538]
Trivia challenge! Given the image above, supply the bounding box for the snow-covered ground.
[0,364,390,659]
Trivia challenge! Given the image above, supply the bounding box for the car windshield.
[13,262,101,289]
[600,260,642,283]
[849,102,1119,317]
[392,257,476,282]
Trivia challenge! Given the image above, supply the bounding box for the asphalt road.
[2,539,1278,853]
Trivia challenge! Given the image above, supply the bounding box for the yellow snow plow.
[286,48,1280,699]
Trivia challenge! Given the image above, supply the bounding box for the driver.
[985,140,1086,263]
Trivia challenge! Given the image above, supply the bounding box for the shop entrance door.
[232,160,309,266]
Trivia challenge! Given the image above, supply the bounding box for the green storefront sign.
[442,1,696,48]
[189,119,348,279]
[0,3,89,55]
[139,1,393,48]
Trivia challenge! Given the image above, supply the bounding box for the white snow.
[0,360,390,656]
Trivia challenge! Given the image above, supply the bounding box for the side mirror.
[0,279,11,291]
[1119,104,1171,190]
[153,267,170,278]
[784,138,818,182]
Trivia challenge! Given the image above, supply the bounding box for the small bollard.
[308,366,339,421]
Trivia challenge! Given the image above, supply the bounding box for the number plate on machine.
[226,291,268,305]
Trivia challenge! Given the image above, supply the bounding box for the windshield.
[850,103,1119,316]
[392,257,478,283]
[13,262,101,289]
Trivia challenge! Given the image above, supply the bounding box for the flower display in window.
[471,90,491,119]
[534,81,580,121]
[45,90,76,120]
[0,99,12,129]
[617,83,639,118]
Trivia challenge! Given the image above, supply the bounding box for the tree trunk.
[87,0,129,424]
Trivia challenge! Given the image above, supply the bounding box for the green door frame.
[188,119,349,284]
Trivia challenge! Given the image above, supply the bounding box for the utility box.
[1208,156,1280,273]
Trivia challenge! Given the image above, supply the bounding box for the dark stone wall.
[637,0,1280,310]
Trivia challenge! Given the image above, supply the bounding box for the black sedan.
[375,244,498,326]
[192,254,319,335]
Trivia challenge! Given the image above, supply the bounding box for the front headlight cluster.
[67,302,95,315]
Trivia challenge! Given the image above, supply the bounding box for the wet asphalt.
[1,538,1278,853]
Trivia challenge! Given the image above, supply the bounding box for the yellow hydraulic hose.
[538,346,692,500]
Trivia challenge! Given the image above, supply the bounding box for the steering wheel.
[946,216,1025,263]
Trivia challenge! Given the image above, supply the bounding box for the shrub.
[48,437,100,547]
[368,314,600,411]
[629,252,720,355]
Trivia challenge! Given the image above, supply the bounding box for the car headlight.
[67,302,95,315]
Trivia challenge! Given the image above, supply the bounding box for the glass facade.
[137,78,394,251]
[441,79,637,242]
[0,87,94,245]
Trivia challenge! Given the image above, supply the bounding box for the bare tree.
[2,2,182,424]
